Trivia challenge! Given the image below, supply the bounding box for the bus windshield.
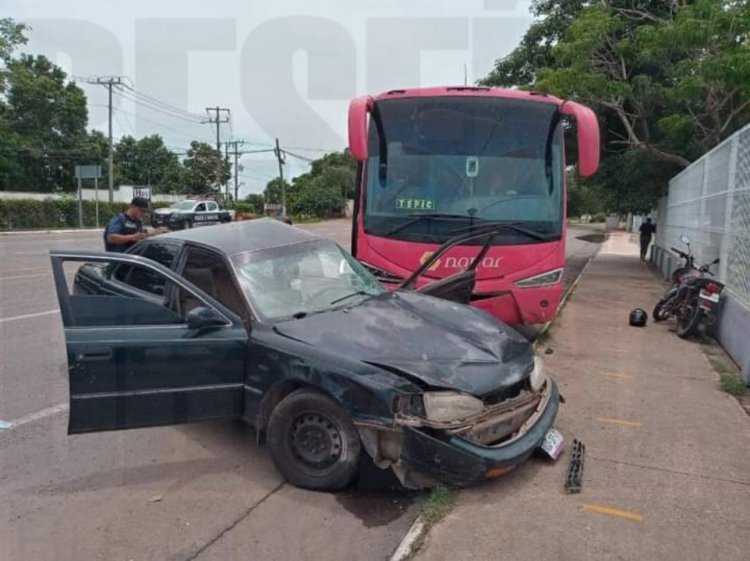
[363,96,564,245]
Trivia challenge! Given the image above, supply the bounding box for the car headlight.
[529,357,547,392]
[515,268,563,288]
[423,391,484,422]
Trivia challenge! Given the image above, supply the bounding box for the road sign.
[133,187,152,200]
[75,165,102,179]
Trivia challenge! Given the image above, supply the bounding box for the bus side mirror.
[348,96,373,162]
[560,101,600,178]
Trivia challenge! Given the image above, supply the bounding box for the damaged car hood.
[272,291,534,396]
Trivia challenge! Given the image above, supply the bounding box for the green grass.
[701,341,747,396]
[290,215,325,224]
[420,486,455,527]
[719,373,747,396]
[576,233,607,244]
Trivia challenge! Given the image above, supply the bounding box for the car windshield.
[363,96,563,245]
[232,240,384,320]
[171,201,195,210]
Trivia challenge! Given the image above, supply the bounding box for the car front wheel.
[267,389,361,491]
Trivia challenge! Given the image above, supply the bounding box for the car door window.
[109,244,145,282]
[181,247,248,320]
[196,203,206,212]
[207,202,218,211]
[61,257,213,328]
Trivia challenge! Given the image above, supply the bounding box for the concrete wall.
[0,187,184,203]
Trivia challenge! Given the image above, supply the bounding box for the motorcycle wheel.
[653,299,671,322]
[677,299,702,339]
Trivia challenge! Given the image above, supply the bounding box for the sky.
[5,0,534,196]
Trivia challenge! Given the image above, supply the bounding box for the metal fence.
[653,123,750,381]
[655,124,750,307]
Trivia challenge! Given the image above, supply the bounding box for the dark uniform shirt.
[104,212,143,252]
[639,221,656,240]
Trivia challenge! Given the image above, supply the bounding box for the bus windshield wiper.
[448,221,550,241]
[383,213,476,237]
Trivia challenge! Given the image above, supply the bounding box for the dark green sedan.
[50,219,559,491]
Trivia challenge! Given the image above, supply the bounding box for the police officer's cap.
[131,197,150,209]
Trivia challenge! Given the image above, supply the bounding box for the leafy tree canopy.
[482,0,750,214]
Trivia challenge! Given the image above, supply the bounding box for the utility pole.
[225,140,245,202]
[205,107,230,196]
[79,76,124,202]
[274,138,287,217]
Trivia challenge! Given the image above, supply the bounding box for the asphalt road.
[0,220,601,561]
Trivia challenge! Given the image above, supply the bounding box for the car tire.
[267,389,361,491]
[185,219,193,229]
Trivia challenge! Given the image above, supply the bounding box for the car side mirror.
[187,306,226,331]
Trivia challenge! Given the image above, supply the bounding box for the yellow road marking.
[597,417,642,427]
[580,503,644,523]
[601,372,634,380]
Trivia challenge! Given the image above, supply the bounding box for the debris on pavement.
[565,439,585,494]
[539,428,565,460]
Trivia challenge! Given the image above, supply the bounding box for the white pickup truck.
[151,200,235,230]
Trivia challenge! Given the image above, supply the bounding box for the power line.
[112,106,213,145]
[112,87,205,125]
[282,150,315,163]
[117,83,206,123]
[283,145,339,153]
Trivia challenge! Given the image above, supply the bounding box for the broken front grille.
[450,390,541,446]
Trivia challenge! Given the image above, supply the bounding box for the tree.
[481,0,750,213]
[183,141,230,194]
[0,18,28,91]
[3,54,90,191]
[283,150,354,217]
[114,134,184,193]
[290,180,344,217]
[244,193,265,214]
[536,0,750,167]
[480,0,587,88]
[263,177,289,205]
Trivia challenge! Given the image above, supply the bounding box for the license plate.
[540,428,565,460]
[700,290,720,303]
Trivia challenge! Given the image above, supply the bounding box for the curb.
[533,249,600,349]
[390,247,602,561]
[388,519,426,561]
[0,228,103,236]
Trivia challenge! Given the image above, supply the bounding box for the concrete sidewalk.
[415,233,750,561]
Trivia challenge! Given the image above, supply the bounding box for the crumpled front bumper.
[399,381,560,487]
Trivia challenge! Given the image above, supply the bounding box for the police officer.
[104,197,149,252]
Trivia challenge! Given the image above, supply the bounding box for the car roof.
[155,218,323,256]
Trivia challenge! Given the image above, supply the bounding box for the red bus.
[347,86,600,325]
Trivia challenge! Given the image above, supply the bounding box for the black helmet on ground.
[629,308,648,327]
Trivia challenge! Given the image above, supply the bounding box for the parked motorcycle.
[653,235,698,322]
[653,235,723,338]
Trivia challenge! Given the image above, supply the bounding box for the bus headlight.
[423,392,484,422]
[515,268,563,288]
[529,357,547,392]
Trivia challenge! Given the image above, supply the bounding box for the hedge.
[0,198,172,230]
